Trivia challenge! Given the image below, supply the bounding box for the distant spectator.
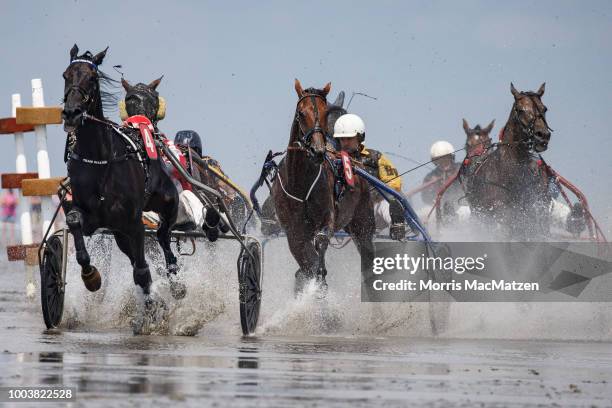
[1,189,18,244]
[1,189,17,223]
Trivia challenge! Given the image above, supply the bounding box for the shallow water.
[1,237,611,407]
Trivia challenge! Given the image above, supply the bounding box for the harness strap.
[71,113,153,199]
[276,164,323,203]
[69,152,133,165]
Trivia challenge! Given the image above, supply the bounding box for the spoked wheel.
[40,235,66,329]
[238,240,262,335]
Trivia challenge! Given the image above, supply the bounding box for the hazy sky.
[1,1,611,229]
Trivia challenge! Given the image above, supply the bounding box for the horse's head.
[462,118,495,157]
[62,44,108,132]
[293,79,331,164]
[510,82,551,153]
[120,77,165,124]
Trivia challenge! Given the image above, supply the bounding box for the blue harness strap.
[353,166,432,243]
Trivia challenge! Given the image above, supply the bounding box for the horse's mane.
[303,87,328,97]
[99,71,120,116]
[518,91,541,98]
[76,51,120,117]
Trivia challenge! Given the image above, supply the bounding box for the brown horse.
[271,79,375,295]
[464,83,553,239]
[462,118,495,160]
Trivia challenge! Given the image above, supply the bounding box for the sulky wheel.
[40,235,65,329]
[238,241,262,335]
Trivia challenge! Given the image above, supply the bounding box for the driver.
[332,113,407,239]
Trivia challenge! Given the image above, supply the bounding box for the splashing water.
[55,220,612,341]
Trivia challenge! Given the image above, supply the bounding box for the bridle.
[63,59,100,120]
[293,93,327,156]
[511,93,553,151]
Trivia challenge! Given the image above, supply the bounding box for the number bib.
[340,151,355,187]
[124,115,158,159]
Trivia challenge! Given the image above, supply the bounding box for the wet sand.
[1,239,611,407]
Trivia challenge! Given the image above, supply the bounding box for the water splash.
[53,222,612,341]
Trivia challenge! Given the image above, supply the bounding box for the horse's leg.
[113,231,135,264]
[286,231,319,295]
[156,192,186,299]
[313,225,334,295]
[65,208,101,292]
[157,216,177,273]
[124,223,153,295]
[345,208,376,279]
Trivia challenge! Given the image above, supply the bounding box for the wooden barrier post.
[11,94,37,301]
[2,79,64,298]
[11,94,34,245]
[31,79,54,235]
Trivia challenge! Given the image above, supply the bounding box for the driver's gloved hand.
[389,223,407,240]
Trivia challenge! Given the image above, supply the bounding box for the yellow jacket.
[359,146,402,192]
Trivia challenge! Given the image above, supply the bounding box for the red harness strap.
[161,139,191,191]
[124,115,158,160]
[543,164,607,242]
[426,170,460,223]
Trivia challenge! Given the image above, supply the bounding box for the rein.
[276,163,323,203]
[69,113,144,166]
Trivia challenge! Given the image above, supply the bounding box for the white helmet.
[430,141,455,160]
[333,113,365,139]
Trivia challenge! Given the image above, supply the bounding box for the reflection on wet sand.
[1,250,612,407]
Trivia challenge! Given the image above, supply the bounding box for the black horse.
[62,45,184,303]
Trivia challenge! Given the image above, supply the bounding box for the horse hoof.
[316,276,328,299]
[133,266,152,294]
[294,269,311,296]
[167,263,180,275]
[81,265,101,292]
[170,280,187,300]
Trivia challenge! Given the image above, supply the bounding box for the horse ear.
[70,44,79,61]
[322,82,331,97]
[484,119,495,134]
[294,78,304,97]
[510,82,521,99]
[92,46,108,66]
[537,82,546,96]
[148,76,163,90]
[462,118,470,134]
[121,78,131,92]
[333,91,345,107]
